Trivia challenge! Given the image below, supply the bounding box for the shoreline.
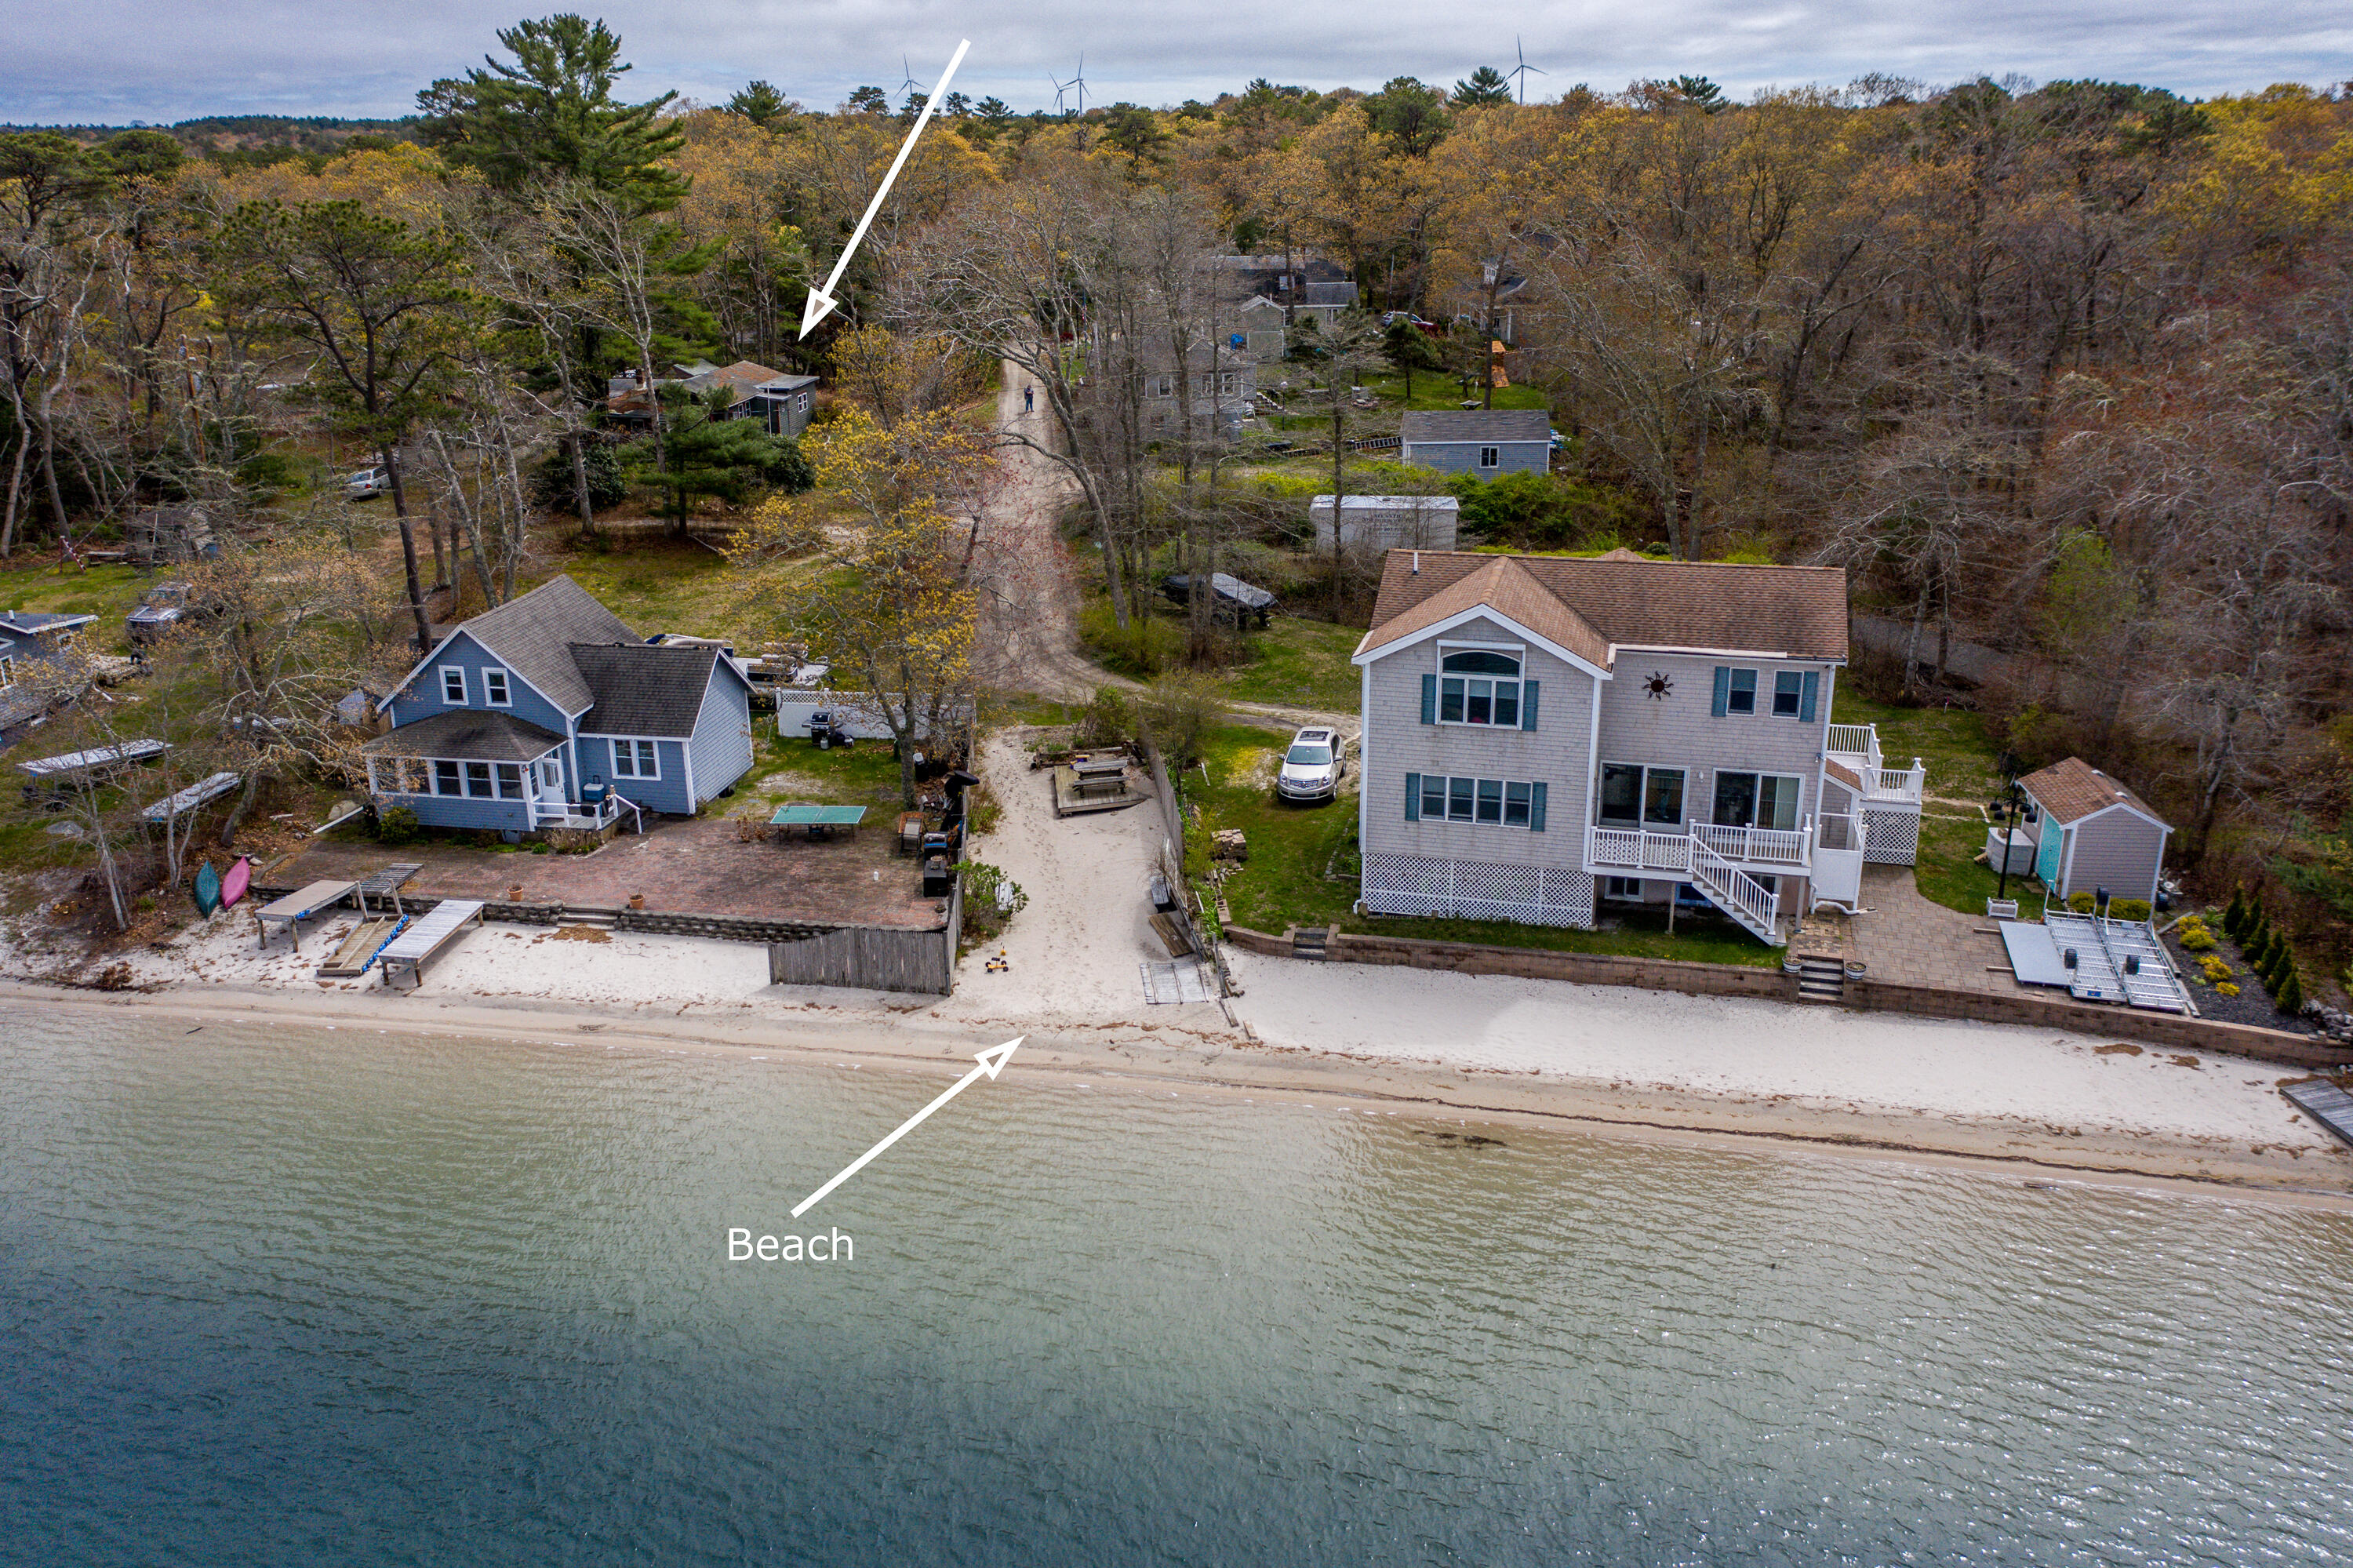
[12,977,2350,1210]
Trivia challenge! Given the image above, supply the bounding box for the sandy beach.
[5,728,2349,1202]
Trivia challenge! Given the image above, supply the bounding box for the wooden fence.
[768,877,962,995]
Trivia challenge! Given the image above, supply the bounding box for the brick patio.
[265,816,942,930]
[1845,864,2024,995]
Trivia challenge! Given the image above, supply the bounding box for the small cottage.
[362,577,755,835]
[1398,409,1551,478]
[0,610,96,744]
[2017,757,2173,906]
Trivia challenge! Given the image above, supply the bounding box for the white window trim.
[1435,640,1526,728]
[1770,668,1805,718]
[609,737,662,781]
[1478,446,1500,468]
[440,666,467,704]
[0,653,13,689]
[482,668,512,708]
[1711,769,1806,831]
[1419,773,1538,828]
[1597,759,1689,828]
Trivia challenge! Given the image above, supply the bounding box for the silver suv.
[1275,727,1344,803]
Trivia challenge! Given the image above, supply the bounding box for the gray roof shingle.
[365,708,566,762]
[451,576,638,715]
[1399,409,1553,445]
[573,643,719,738]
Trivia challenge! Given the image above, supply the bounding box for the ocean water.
[2,1006,2350,1566]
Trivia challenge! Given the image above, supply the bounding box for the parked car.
[345,466,391,499]
[125,581,192,646]
[1275,726,1344,803]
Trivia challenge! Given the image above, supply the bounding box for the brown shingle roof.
[2018,756,2168,827]
[1358,551,1849,666]
[1824,758,1865,794]
[1355,556,1610,668]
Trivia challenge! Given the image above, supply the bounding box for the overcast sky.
[4,0,2348,125]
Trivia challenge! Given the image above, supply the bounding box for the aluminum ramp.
[2042,915,2122,1002]
[2097,920,2191,1014]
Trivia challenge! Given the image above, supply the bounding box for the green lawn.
[1223,617,1363,713]
[543,539,751,639]
[0,560,157,655]
[1358,369,1551,413]
[733,730,909,809]
[1185,723,1776,965]
[1831,688,2017,916]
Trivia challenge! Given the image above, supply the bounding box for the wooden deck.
[2284,1079,2353,1148]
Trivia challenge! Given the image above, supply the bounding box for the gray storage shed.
[1310,494,1460,558]
[2017,756,2173,905]
[1398,409,1551,478]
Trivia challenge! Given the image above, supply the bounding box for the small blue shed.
[1398,409,1552,478]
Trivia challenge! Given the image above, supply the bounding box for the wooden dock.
[2283,1078,2353,1149]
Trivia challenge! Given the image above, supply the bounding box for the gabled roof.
[2018,756,2169,828]
[1399,409,1551,444]
[1358,551,1849,667]
[1355,555,1611,671]
[572,643,721,738]
[418,576,638,715]
[365,708,565,762]
[685,360,788,402]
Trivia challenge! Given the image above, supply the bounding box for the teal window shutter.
[1800,670,1820,723]
[1404,772,1421,820]
[1420,674,1437,725]
[1520,679,1540,730]
[1529,781,1547,831]
[1711,666,1731,717]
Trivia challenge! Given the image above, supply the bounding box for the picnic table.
[142,770,240,825]
[253,879,358,955]
[769,802,868,841]
[1070,755,1128,799]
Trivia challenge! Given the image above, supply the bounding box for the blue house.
[362,577,756,835]
[0,610,97,742]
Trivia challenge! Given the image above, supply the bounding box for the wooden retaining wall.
[768,880,959,996]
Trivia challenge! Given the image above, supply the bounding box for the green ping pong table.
[769,802,868,840]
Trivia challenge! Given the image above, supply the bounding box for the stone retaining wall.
[1224,924,2353,1071]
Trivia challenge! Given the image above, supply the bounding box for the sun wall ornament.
[1644,671,1675,700]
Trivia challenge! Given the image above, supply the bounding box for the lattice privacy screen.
[1862,806,1921,865]
[1363,854,1596,928]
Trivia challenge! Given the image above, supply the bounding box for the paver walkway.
[1846,864,2021,995]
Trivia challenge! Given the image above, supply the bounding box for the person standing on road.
[1023,385,1034,413]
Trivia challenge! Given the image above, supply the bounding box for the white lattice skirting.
[1862,806,1921,866]
[1362,853,1596,928]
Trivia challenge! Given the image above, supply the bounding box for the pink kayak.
[220,855,253,909]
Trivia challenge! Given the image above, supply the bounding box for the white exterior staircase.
[1586,825,1785,946]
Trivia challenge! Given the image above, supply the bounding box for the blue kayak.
[192,860,222,916]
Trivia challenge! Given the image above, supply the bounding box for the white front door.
[536,755,566,813]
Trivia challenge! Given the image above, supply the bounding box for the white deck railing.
[1825,722,1926,808]
[1592,820,1810,870]
[1584,824,1786,940]
[1691,820,1810,867]
[1825,723,1879,769]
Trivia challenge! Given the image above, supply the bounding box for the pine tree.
[2277,967,2304,1015]
[2224,887,2246,938]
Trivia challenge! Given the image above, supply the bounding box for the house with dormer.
[1350,550,1925,944]
[360,577,755,835]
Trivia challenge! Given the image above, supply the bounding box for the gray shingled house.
[1398,409,1551,477]
[363,577,755,834]
[1350,550,1925,944]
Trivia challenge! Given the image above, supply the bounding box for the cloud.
[5,0,2348,124]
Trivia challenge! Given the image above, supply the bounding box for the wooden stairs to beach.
[1794,955,1846,1004]
[316,915,406,979]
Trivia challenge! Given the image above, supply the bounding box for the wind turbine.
[896,53,920,100]
[1060,53,1089,118]
[1507,36,1547,104]
[1049,75,1067,114]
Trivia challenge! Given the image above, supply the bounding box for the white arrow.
[791,1036,1020,1217]
[798,38,972,339]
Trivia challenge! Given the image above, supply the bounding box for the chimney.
[1411,551,1420,575]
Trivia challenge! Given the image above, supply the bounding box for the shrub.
[532,441,629,515]
[1138,671,1224,767]
[2278,969,2304,1015]
[2217,981,2240,997]
[2225,887,2248,937]
[954,860,1027,940]
[375,805,420,845]
[235,451,296,493]
[2110,897,2151,922]
[2198,955,2232,984]
[2180,927,2217,952]
[2068,891,2097,914]
[1072,685,1135,749]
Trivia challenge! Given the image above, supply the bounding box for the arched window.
[1439,649,1522,726]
